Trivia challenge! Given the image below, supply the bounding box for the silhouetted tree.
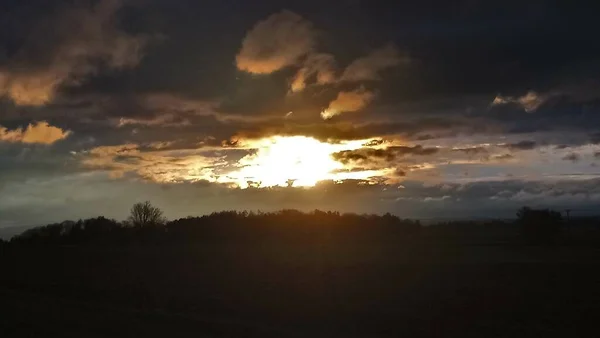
[517,207,563,244]
[128,201,166,228]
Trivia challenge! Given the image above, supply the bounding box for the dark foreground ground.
[2,224,600,337]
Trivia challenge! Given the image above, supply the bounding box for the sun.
[218,136,383,188]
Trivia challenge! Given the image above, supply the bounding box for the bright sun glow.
[217,136,385,188]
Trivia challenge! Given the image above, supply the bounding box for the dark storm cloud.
[6,0,593,140]
[11,0,597,128]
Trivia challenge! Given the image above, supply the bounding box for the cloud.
[236,12,402,97]
[82,143,221,182]
[80,138,392,188]
[232,116,493,144]
[116,114,191,128]
[290,53,336,92]
[339,44,405,82]
[321,87,375,119]
[236,10,314,74]
[332,145,439,164]
[0,0,149,106]
[562,153,581,162]
[492,153,514,161]
[452,146,488,155]
[500,140,537,151]
[486,179,600,205]
[423,195,451,202]
[0,121,71,144]
[491,91,546,112]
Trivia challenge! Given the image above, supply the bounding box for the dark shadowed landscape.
[2,204,600,337]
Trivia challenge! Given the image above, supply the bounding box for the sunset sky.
[1,0,600,226]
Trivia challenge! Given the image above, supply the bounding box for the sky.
[1,0,600,226]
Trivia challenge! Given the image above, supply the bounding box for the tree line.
[5,202,421,248]
[0,202,584,248]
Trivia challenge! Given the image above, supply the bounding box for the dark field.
[2,213,600,337]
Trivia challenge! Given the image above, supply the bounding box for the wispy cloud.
[321,87,375,119]
[339,44,405,82]
[290,53,336,92]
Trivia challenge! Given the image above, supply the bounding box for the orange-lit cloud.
[0,72,59,106]
[82,143,222,183]
[290,53,336,92]
[236,10,314,74]
[81,136,392,188]
[339,44,405,82]
[0,121,71,144]
[236,12,404,106]
[321,87,375,119]
[0,0,149,106]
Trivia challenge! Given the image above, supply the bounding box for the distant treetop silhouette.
[128,201,166,228]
